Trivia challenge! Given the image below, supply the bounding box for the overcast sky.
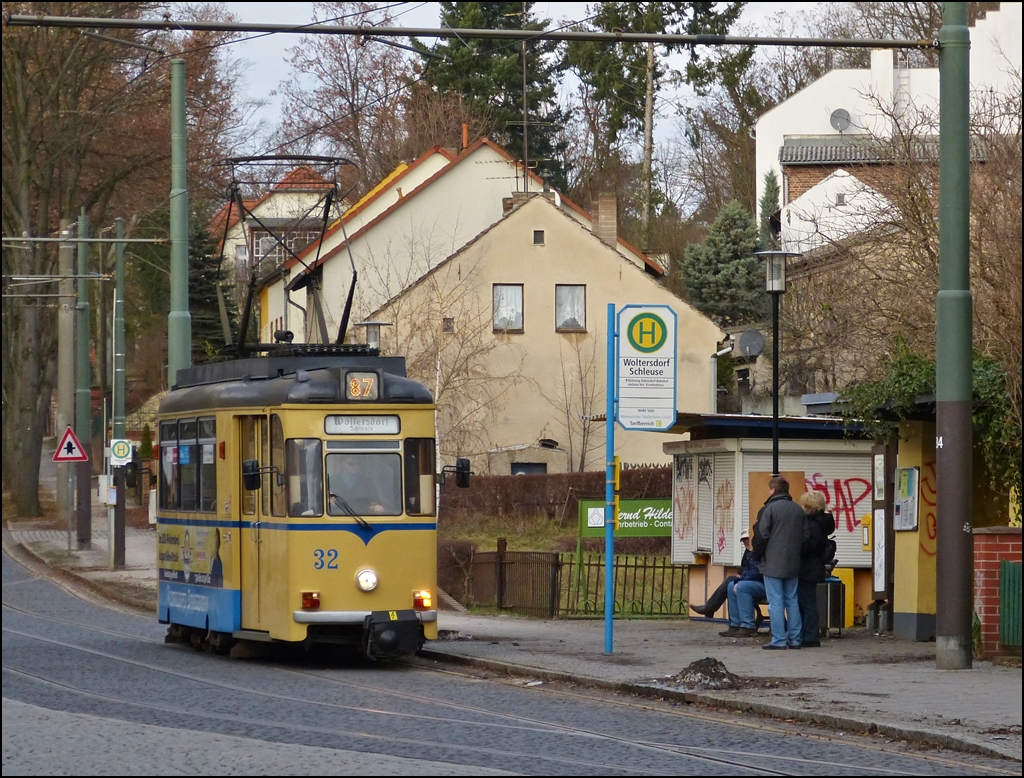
[209,2,816,147]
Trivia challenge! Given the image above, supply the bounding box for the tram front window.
[326,454,402,517]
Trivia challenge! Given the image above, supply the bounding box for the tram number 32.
[313,549,339,569]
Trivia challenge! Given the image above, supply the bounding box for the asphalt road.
[2,550,1015,776]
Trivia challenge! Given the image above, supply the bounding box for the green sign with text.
[579,499,673,538]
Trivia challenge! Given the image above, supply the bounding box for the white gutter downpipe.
[711,339,734,414]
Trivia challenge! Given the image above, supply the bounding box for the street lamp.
[755,250,801,476]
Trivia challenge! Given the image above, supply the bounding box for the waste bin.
[816,576,844,637]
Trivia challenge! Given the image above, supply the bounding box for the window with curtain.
[493,284,524,331]
[555,285,586,331]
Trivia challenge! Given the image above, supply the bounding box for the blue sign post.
[604,303,678,653]
[604,304,616,653]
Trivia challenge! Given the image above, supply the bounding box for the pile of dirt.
[668,657,741,690]
[664,657,799,691]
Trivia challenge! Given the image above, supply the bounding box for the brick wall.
[784,166,834,202]
[973,527,1022,657]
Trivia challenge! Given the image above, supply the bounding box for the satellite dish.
[737,329,765,359]
[830,108,852,133]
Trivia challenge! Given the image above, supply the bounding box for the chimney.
[502,196,514,216]
[594,192,617,247]
[462,122,469,151]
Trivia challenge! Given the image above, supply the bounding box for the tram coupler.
[363,610,421,659]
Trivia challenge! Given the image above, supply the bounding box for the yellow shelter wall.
[893,421,937,616]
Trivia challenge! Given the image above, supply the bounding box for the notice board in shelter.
[748,471,806,536]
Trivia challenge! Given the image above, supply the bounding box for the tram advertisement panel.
[158,525,227,587]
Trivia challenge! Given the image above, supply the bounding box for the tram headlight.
[356,569,378,592]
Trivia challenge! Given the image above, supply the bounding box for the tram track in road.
[288,661,1023,777]
[3,627,780,776]
[4,618,1017,777]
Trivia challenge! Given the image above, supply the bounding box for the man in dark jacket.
[797,491,837,647]
[755,476,806,649]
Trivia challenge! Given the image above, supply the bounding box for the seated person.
[717,528,767,637]
[690,528,763,619]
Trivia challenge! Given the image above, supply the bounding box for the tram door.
[239,414,287,631]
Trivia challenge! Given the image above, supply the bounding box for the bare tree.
[542,334,603,472]
[780,72,1022,432]
[275,2,413,197]
[1,2,253,515]
[374,256,527,469]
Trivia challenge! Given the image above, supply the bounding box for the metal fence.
[559,552,689,617]
[466,546,688,619]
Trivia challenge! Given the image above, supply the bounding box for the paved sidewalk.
[3,451,1020,763]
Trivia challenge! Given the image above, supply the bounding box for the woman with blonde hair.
[797,490,835,648]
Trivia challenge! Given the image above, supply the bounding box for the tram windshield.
[325,453,402,517]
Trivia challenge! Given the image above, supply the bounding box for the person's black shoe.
[689,603,707,616]
[788,643,802,649]
[718,626,741,637]
[761,643,786,650]
[734,627,758,637]
[802,641,821,648]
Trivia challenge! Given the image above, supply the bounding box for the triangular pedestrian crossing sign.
[53,426,88,462]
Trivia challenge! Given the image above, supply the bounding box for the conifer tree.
[759,169,781,250]
[414,2,566,186]
[188,221,238,364]
[679,200,765,326]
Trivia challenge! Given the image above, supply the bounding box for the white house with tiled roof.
[754,2,1021,251]
[369,194,722,473]
[210,165,338,303]
[257,139,662,346]
[248,138,718,471]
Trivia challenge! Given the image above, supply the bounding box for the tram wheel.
[204,631,235,656]
[164,624,191,644]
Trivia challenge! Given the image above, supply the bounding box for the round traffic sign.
[625,312,668,353]
[110,439,132,461]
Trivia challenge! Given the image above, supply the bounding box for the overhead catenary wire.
[7,15,937,50]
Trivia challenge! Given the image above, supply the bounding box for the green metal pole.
[168,58,191,390]
[75,208,92,550]
[936,2,973,670]
[113,218,126,568]
[113,219,126,439]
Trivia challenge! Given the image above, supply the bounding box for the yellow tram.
[155,349,469,658]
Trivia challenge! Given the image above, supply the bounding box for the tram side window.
[159,421,178,510]
[270,414,287,517]
[198,417,217,512]
[261,417,270,516]
[287,439,324,517]
[178,419,198,511]
[241,416,257,516]
[159,418,216,512]
[404,438,436,516]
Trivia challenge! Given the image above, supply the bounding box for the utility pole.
[168,58,191,390]
[111,218,126,568]
[75,208,92,550]
[57,220,76,549]
[640,40,655,249]
[935,1,973,671]
[521,1,529,194]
